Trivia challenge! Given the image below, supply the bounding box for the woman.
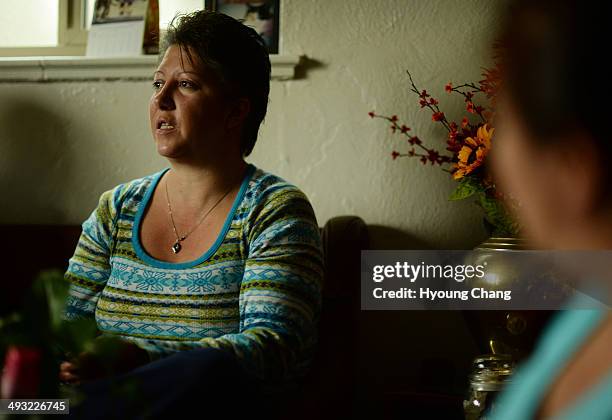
[59,10,323,415]
[491,0,612,418]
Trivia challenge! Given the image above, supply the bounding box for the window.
[0,1,298,81]
[0,1,59,47]
[159,0,204,29]
[0,0,206,57]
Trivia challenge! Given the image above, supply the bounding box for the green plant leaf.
[477,192,520,236]
[449,176,483,201]
[19,269,69,345]
[56,318,99,358]
[38,270,70,333]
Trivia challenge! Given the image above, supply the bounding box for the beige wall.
[0,0,502,249]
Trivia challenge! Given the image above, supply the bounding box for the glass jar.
[463,354,514,420]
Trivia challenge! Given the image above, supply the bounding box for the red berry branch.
[368,111,453,165]
[368,61,521,236]
[369,69,495,169]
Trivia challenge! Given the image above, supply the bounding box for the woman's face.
[149,45,231,161]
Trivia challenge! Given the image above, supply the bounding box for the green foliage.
[39,270,70,333]
[0,270,99,398]
[1,270,145,405]
[448,176,520,236]
[83,335,125,370]
[449,176,483,201]
[56,318,99,359]
[477,192,520,237]
[1,270,98,356]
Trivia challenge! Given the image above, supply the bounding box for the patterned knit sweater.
[64,164,323,382]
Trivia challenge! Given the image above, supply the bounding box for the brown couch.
[0,216,370,417]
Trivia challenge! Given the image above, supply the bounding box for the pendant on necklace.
[172,241,182,254]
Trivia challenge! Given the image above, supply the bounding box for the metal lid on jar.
[475,237,527,251]
[469,354,515,392]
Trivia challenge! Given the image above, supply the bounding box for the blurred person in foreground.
[58,10,322,418]
[491,0,611,418]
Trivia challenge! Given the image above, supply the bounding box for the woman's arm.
[64,188,118,321]
[62,185,149,381]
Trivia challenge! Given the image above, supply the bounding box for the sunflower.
[453,124,494,180]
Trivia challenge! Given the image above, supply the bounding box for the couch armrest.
[321,216,369,300]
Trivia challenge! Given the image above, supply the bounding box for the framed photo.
[205,0,279,53]
[93,0,149,24]
[88,0,156,57]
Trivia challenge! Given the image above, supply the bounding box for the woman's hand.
[58,352,107,384]
[58,339,149,384]
[59,360,82,385]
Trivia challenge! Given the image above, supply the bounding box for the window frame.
[0,0,87,57]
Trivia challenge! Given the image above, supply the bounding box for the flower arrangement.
[1,271,146,405]
[0,270,99,398]
[369,64,519,236]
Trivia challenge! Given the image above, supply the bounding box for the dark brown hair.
[501,0,610,158]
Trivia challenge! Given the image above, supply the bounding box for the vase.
[463,237,553,359]
[461,237,555,419]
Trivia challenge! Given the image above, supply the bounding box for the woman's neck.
[165,156,248,211]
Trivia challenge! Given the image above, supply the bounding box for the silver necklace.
[164,174,234,254]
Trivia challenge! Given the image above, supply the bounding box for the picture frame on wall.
[87,0,159,56]
[93,0,149,24]
[205,0,279,53]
